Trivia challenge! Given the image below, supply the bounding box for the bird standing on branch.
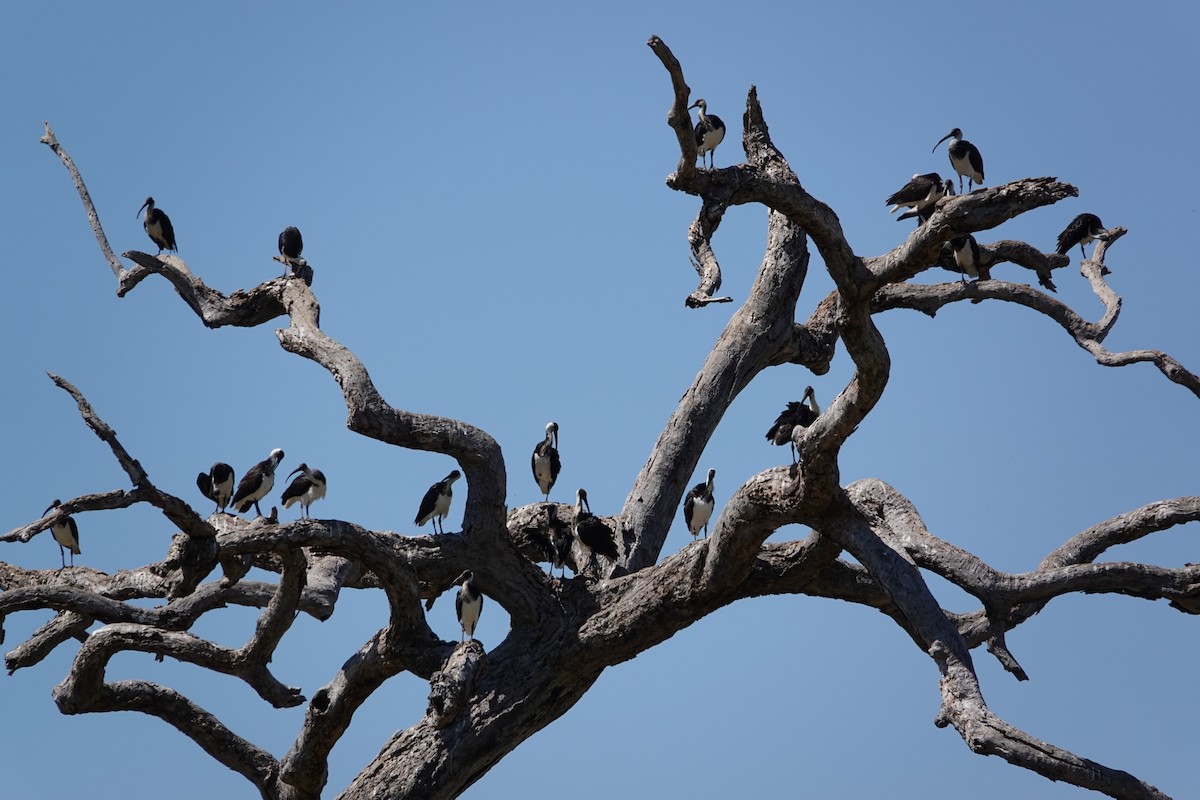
[43,499,80,569]
[688,98,725,170]
[281,462,326,518]
[531,421,561,502]
[932,128,985,193]
[454,569,483,642]
[415,470,462,535]
[766,386,820,464]
[1056,213,1107,260]
[137,196,177,254]
[683,468,716,539]
[278,226,304,275]
[232,449,286,516]
[573,488,620,570]
[196,462,235,514]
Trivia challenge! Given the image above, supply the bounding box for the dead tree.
[2,37,1197,800]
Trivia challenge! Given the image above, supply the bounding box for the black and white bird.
[573,488,620,566]
[278,226,304,275]
[531,421,561,502]
[43,499,80,569]
[932,128,985,193]
[232,449,286,516]
[415,470,462,535]
[1056,213,1107,259]
[196,462,235,514]
[886,173,944,217]
[137,197,177,254]
[766,386,820,464]
[683,468,716,539]
[281,463,326,519]
[950,234,988,282]
[688,98,726,170]
[896,178,955,225]
[454,569,483,642]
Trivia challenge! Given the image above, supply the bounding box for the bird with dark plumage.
[895,177,955,225]
[278,226,304,275]
[932,128,985,193]
[281,463,326,519]
[950,234,988,282]
[544,504,573,578]
[454,569,483,642]
[766,386,820,464]
[43,499,80,569]
[531,421,561,502]
[232,449,285,516]
[137,197,177,254]
[196,462,235,514]
[415,470,462,534]
[887,173,943,217]
[688,98,726,170]
[1056,213,1107,260]
[572,488,620,568]
[683,468,716,539]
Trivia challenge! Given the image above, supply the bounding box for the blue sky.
[2,2,1198,798]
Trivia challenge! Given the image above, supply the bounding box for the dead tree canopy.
[4,33,1199,800]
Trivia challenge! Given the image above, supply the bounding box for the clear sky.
[2,2,1198,798]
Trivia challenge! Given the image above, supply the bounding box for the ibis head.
[933,128,963,152]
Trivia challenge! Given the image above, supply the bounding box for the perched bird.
[137,197,177,254]
[573,488,620,566]
[415,470,462,535]
[766,386,821,464]
[683,468,716,539]
[1056,213,1107,259]
[544,505,573,578]
[280,463,327,519]
[232,449,286,516]
[932,128,985,193]
[950,234,988,282]
[278,226,304,275]
[278,226,303,262]
[531,422,561,502]
[896,179,955,225]
[886,173,944,216]
[196,462,235,514]
[43,499,80,569]
[454,569,483,642]
[688,98,726,170]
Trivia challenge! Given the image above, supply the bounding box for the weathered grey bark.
[4,37,1198,800]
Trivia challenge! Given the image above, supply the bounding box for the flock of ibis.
[35,102,1114,649]
[689,103,1110,276]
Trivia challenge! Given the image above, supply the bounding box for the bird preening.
[278,226,305,276]
[1056,213,1107,260]
[43,499,80,569]
[531,422,561,502]
[137,196,177,254]
[232,449,286,516]
[683,468,716,539]
[281,462,326,519]
[688,98,725,170]
[887,173,954,226]
[767,386,820,464]
[932,128,985,193]
[572,488,620,569]
[415,470,462,535]
[196,462,235,514]
[454,569,483,643]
